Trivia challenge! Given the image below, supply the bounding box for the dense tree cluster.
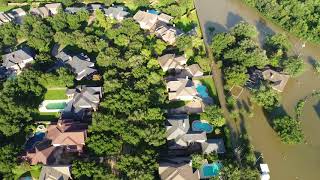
[200,105,226,127]
[273,116,304,144]
[251,85,280,111]
[243,0,320,44]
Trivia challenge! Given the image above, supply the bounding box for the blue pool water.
[25,132,45,150]
[147,9,159,15]
[192,120,213,133]
[201,163,222,178]
[196,85,209,98]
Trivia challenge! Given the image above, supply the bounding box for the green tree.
[201,105,226,127]
[211,33,236,58]
[176,34,193,52]
[231,21,258,39]
[71,160,116,180]
[34,53,55,71]
[191,154,205,169]
[153,39,167,55]
[224,65,249,87]
[251,85,280,110]
[273,116,304,144]
[86,132,122,157]
[117,150,158,180]
[0,145,18,178]
[282,56,305,77]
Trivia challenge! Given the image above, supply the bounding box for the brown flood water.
[195,0,320,179]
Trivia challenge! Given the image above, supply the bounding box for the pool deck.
[39,99,72,113]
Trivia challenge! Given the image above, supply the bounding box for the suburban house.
[39,165,72,180]
[0,8,26,25]
[133,10,159,30]
[104,6,129,21]
[185,64,204,77]
[65,7,86,14]
[262,69,289,92]
[2,48,34,75]
[166,114,226,154]
[153,22,183,44]
[25,140,60,165]
[166,78,197,101]
[159,157,200,180]
[47,119,88,153]
[158,54,187,72]
[133,10,182,44]
[55,50,97,81]
[30,3,62,18]
[87,3,104,12]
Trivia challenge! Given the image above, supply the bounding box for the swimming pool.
[192,120,213,133]
[147,9,159,15]
[45,102,67,109]
[200,163,222,178]
[196,84,209,98]
[25,132,45,150]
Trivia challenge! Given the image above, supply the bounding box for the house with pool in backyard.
[158,52,225,179]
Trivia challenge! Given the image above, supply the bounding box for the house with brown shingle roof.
[262,69,289,92]
[159,157,200,180]
[24,140,61,165]
[39,165,71,180]
[153,22,183,45]
[47,119,88,153]
[133,10,159,30]
[158,54,187,72]
[166,78,197,101]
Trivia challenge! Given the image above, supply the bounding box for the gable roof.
[201,138,226,154]
[158,13,173,24]
[56,51,97,80]
[68,86,102,110]
[159,157,199,180]
[186,64,203,77]
[133,10,158,30]
[104,6,128,20]
[166,78,197,101]
[47,119,87,147]
[166,114,190,140]
[262,69,289,92]
[154,22,183,44]
[158,54,187,71]
[26,140,57,165]
[39,165,71,180]
[2,49,34,69]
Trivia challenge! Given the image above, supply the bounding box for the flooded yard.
[195,0,320,179]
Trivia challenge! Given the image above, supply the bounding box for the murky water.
[195,0,320,179]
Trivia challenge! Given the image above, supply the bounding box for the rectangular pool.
[45,102,67,109]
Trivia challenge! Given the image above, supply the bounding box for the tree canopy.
[273,116,304,144]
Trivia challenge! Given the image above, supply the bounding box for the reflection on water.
[195,0,320,179]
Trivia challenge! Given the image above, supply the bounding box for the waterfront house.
[262,69,289,92]
[159,157,200,180]
[166,78,197,101]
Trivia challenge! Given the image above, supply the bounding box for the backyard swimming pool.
[25,132,45,150]
[200,163,222,178]
[147,9,159,15]
[45,102,67,109]
[192,120,213,133]
[196,84,209,98]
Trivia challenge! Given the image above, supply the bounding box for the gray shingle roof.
[104,6,129,20]
[201,138,226,154]
[69,86,102,110]
[55,51,97,80]
[39,166,71,180]
[2,49,34,69]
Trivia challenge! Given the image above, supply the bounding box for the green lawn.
[0,5,16,12]
[166,100,189,109]
[199,77,218,102]
[34,112,60,121]
[44,89,67,100]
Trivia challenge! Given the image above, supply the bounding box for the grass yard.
[199,77,218,102]
[166,100,189,109]
[34,112,60,121]
[0,5,16,12]
[44,89,67,100]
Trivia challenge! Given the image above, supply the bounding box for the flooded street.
[195,0,320,179]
